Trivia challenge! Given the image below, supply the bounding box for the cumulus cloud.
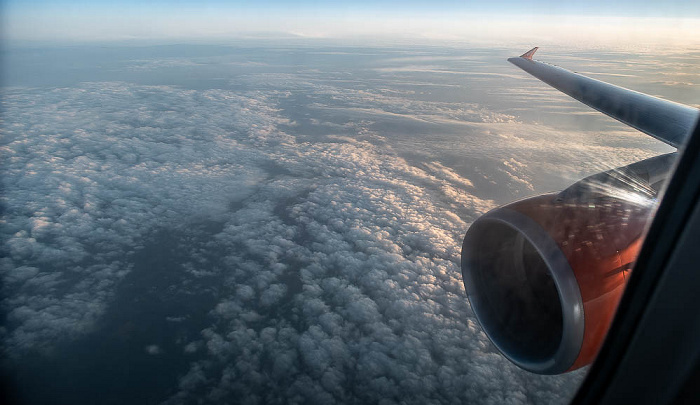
[146,344,163,355]
[4,45,683,403]
[1,83,275,354]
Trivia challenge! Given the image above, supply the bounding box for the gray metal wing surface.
[508,47,699,148]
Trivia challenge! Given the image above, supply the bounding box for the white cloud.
[145,344,162,355]
[3,53,672,402]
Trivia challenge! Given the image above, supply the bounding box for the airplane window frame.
[572,118,700,404]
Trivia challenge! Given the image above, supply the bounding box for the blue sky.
[6,0,700,16]
[3,0,700,44]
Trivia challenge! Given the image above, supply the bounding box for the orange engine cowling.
[461,177,658,374]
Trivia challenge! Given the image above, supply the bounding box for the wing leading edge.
[509,47,699,148]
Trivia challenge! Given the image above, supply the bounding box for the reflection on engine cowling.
[461,153,675,374]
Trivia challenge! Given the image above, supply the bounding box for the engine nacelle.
[461,154,674,374]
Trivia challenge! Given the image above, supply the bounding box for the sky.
[3,0,700,46]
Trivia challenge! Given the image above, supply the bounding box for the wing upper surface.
[508,49,699,148]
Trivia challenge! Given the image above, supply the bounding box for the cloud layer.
[3,45,682,403]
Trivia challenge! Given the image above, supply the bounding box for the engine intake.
[463,204,582,374]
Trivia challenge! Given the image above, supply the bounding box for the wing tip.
[520,47,539,60]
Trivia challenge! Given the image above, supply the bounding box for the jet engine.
[461,154,674,374]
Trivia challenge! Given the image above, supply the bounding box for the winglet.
[520,47,539,60]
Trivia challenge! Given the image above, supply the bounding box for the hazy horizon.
[3,0,700,49]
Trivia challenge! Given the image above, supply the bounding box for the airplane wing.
[460,48,699,375]
[508,47,699,148]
